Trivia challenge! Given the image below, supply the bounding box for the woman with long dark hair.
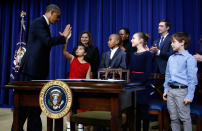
[72,31,100,78]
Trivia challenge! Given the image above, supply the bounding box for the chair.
[191,78,202,131]
[71,111,127,130]
[190,104,202,131]
[148,101,164,131]
[148,83,167,131]
[98,68,130,82]
[70,68,131,130]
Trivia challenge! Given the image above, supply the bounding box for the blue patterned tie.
[159,37,164,49]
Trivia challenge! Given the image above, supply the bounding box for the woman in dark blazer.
[72,31,100,78]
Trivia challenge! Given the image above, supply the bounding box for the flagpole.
[10,11,27,80]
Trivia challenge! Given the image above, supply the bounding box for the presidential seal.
[39,80,72,119]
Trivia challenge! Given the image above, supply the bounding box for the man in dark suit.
[150,19,173,74]
[17,4,71,131]
[100,34,126,69]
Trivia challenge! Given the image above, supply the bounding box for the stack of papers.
[56,79,125,82]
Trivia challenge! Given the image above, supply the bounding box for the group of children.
[63,26,198,131]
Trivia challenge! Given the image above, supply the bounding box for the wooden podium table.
[3,80,135,131]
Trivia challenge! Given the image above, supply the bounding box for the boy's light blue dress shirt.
[164,50,198,101]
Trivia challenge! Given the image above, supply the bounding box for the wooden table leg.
[133,91,137,131]
[13,92,19,131]
[47,117,53,131]
[55,118,63,131]
[110,96,121,131]
[128,106,135,131]
[163,112,169,131]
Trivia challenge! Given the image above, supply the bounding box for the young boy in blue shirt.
[163,32,198,131]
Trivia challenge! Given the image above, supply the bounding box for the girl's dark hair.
[136,32,150,46]
[76,44,87,53]
[119,27,130,35]
[79,31,94,46]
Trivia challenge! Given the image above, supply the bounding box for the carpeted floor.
[0,108,66,131]
[0,108,197,131]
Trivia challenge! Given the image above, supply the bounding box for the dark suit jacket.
[153,34,173,74]
[100,48,126,69]
[20,16,66,79]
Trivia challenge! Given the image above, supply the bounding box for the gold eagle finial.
[20,11,26,18]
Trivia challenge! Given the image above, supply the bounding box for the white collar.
[110,47,119,59]
[43,15,50,26]
[161,33,169,40]
[110,47,119,52]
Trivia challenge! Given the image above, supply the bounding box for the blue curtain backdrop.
[0,0,202,107]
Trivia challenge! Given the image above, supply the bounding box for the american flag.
[10,11,26,80]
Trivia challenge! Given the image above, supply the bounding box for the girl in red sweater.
[63,33,91,131]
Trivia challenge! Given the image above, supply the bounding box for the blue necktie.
[159,37,164,49]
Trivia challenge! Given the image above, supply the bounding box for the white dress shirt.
[43,15,50,26]
[110,47,119,59]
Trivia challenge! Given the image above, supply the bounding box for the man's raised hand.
[59,24,72,40]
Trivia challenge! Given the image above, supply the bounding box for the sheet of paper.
[57,79,125,82]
